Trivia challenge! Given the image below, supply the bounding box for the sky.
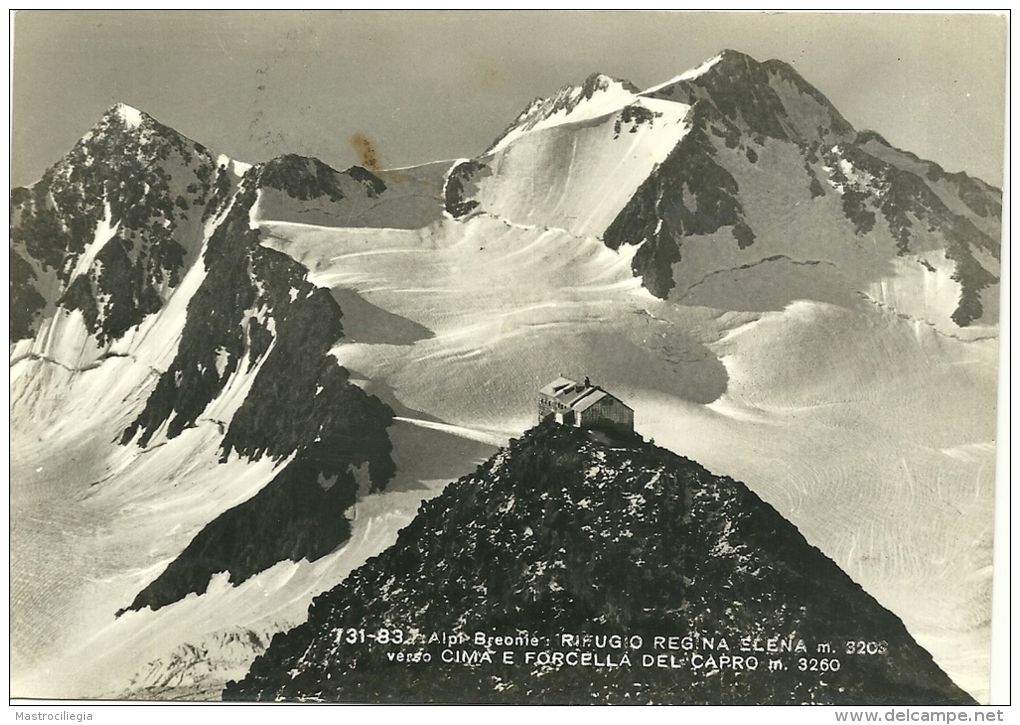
[10,11,1008,188]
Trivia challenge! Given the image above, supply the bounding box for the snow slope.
[261,208,998,702]
[9,139,492,698]
[455,71,695,241]
[10,345,496,697]
[488,73,642,154]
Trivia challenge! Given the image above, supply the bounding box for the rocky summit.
[226,422,975,705]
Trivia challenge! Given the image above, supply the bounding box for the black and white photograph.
[9,10,1008,708]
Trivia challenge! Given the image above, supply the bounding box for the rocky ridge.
[226,423,975,705]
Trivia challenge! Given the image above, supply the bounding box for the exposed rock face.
[120,445,371,615]
[119,172,394,472]
[443,159,489,218]
[257,154,449,229]
[117,163,395,613]
[602,109,756,298]
[226,423,975,705]
[642,51,856,145]
[10,104,236,344]
[487,72,642,153]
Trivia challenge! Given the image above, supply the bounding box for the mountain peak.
[579,71,640,98]
[10,97,241,346]
[87,105,214,158]
[639,50,753,95]
[93,103,156,136]
[486,71,642,153]
[709,48,786,80]
[641,48,856,144]
[714,47,758,66]
[108,102,147,129]
[641,49,768,95]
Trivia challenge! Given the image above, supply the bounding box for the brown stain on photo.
[350,133,382,171]
[350,134,415,184]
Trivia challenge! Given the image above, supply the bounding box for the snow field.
[262,211,997,701]
[474,97,691,239]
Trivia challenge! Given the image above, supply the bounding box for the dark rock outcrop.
[118,163,395,612]
[603,105,755,298]
[120,443,368,615]
[9,105,235,343]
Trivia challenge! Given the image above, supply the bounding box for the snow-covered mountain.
[448,49,1000,330]
[10,106,446,697]
[9,50,1002,702]
[11,104,241,361]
